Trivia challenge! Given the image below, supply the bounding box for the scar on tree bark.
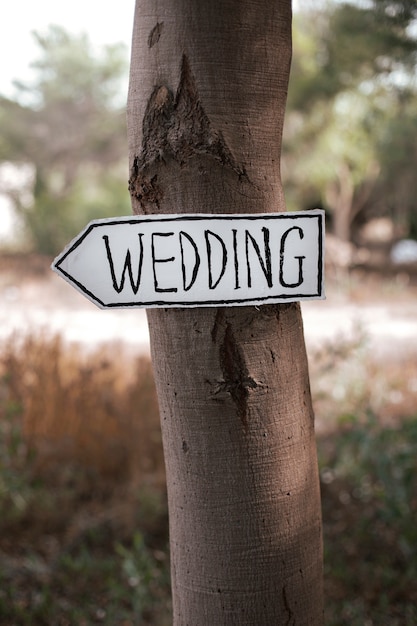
[128,54,249,212]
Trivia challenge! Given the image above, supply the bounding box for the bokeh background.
[1,1,417,624]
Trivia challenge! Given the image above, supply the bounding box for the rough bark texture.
[127,1,323,623]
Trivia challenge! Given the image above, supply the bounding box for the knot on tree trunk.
[128,54,248,213]
[210,308,266,432]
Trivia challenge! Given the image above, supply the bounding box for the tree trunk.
[325,163,355,243]
[127,1,323,623]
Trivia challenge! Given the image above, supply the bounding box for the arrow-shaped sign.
[51,211,325,309]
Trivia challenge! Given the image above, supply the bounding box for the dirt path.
[1,256,417,359]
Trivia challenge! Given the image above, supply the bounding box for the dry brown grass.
[1,327,417,624]
[0,334,171,624]
[0,333,164,487]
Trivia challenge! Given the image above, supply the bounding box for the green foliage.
[0,530,170,625]
[376,90,417,237]
[323,1,417,89]
[115,531,169,621]
[2,8,417,250]
[1,325,417,623]
[0,25,130,255]
[22,164,131,255]
[285,1,417,241]
[0,383,33,528]
[321,414,417,624]
[22,25,127,109]
[0,336,170,624]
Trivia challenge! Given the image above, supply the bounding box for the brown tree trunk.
[326,161,380,243]
[326,163,355,243]
[127,1,323,623]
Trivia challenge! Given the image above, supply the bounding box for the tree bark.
[127,1,323,623]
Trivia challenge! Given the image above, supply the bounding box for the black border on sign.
[53,212,325,309]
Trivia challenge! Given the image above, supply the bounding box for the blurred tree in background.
[284,0,417,243]
[0,25,130,254]
[0,3,416,254]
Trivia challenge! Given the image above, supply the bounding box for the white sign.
[52,211,325,309]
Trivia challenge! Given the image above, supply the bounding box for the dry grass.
[1,333,164,485]
[0,333,170,625]
[1,328,417,624]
